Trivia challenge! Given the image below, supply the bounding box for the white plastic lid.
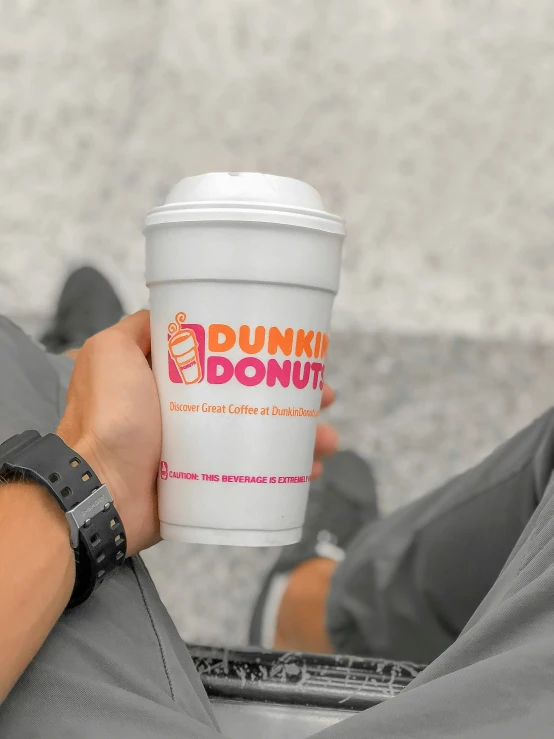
[145,172,345,235]
[165,172,324,209]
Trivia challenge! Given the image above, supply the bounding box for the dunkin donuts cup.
[145,173,345,546]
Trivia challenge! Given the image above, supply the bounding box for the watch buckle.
[66,485,113,548]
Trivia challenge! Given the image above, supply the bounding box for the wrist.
[56,429,114,499]
[55,431,137,555]
[60,434,109,485]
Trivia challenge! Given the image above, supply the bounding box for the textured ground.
[2,0,554,646]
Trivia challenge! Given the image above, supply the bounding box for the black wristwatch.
[0,430,127,607]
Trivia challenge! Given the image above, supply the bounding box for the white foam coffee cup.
[145,172,345,546]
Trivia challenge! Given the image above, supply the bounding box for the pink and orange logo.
[168,310,329,390]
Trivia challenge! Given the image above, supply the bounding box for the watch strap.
[0,431,126,607]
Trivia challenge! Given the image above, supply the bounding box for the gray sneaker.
[41,266,124,353]
[249,450,379,647]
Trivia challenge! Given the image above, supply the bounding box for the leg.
[0,558,221,738]
[0,318,221,737]
[316,468,554,738]
[249,451,379,652]
[327,408,554,662]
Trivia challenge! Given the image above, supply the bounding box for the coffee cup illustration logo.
[168,312,206,384]
[160,461,169,480]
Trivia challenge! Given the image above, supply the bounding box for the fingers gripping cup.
[145,173,345,546]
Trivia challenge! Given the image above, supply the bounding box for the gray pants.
[2,315,554,738]
[327,408,549,663]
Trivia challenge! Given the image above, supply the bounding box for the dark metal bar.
[189,645,425,711]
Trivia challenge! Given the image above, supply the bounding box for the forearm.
[0,482,75,701]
